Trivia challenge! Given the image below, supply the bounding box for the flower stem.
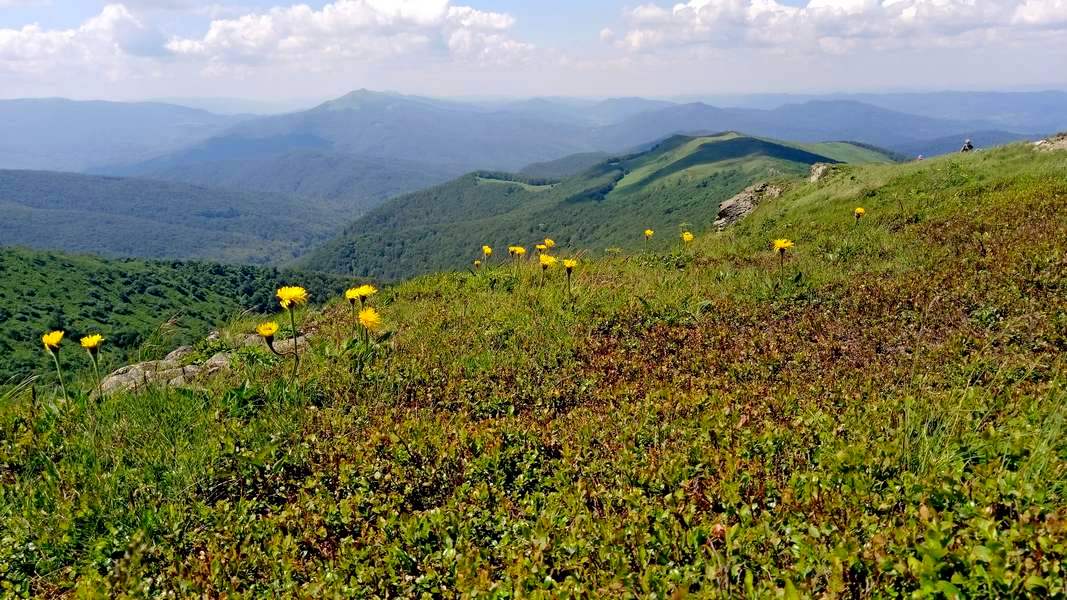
[50,351,69,403]
[288,308,300,382]
[91,354,102,400]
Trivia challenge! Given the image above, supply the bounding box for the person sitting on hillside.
[960,139,974,153]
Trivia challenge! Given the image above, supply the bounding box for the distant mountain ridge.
[97,90,1037,191]
[0,98,248,171]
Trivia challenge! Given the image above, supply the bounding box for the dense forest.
[0,247,348,380]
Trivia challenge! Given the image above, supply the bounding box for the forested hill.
[0,247,347,380]
[0,169,354,265]
[300,133,894,280]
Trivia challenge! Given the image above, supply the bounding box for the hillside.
[301,133,894,280]
[3,141,1064,595]
[111,150,462,213]
[0,98,246,172]
[519,152,612,179]
[0,247,347,380]
[0,170,356,264]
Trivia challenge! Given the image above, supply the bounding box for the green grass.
[300,134,894,281]
[1,143,1065,596]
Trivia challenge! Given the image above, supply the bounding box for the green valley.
[301,133,895,280]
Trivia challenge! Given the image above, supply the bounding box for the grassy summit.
[1,143,1065,596]
[300,133,894,281]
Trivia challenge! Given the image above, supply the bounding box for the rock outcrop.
[714,183,782,230]
[1034,132,1067,152]
[100,333,310,394]
[809,163,835,183]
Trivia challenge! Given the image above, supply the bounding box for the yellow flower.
[277,286,309,310]
[544,238,556,249]
[42,330,64,352]
[80,334,104,351]
[359,307,382,332]
[535,243,548,253]
[540,254,558,269]
[474,259,482,269]
[563,259,578,272]
[773,239,795,253]
[854,207,866,219]
[513,246,527,257]
[482,245,492,257]
[681,231,695,243]
[257,321,279,338]
[644,229,655,239]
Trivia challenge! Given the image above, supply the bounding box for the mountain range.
[0,89,1062,272]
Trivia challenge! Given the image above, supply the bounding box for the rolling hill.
[300,133,894,280]
[0,170,356,264]
[0,247,347,380]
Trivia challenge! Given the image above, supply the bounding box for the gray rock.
[164,346,195,362]
[809,163,835,183]
[713,183,782,230]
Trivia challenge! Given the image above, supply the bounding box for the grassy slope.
[301,134,892,281]
[2,144,1065,596]
[0,248,348,381]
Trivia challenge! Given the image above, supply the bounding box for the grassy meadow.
[1,143,1065,596]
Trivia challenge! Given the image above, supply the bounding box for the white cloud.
[0,4,162,77]
[613,0,1067,53]
[165,0,531,66]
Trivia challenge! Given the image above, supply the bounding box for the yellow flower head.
[256,321,279,339]
[358,307,382,332]
[644,229,655,239]
[277,286,309,310]
[544,238,556,249]
[539,254,558,269]
[513,246,527,257]
[482,245,492,257]
[535,243,548,253]
[474,259,482,268]
[80,334,104,352]
[42,330,64,352]
[563,258,578,272]
[681,231,695,243]
[854,207,866,219]
[773,239,795,254]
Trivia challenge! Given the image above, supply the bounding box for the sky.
[1,0,1065,102]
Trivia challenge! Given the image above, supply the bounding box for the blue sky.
[1,0,1064,101]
